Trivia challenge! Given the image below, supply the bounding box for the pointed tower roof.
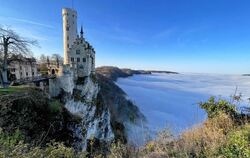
[80,25,84,37]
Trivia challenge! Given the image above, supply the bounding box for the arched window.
[51,69,55,75]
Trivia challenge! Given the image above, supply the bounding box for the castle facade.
[62,8,95,78]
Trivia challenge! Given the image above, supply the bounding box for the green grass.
[0,86,27,95]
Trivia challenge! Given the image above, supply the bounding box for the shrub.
[108,141,138,158]
[217,124,250,158]
[199,97,237,118]
[0,128,24,148]
[0,128,88,158]
[48,100,62,113]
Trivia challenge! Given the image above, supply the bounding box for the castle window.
[32,72,34,76]
[77,58,80,62]
[83,58,86,62]
[76,50,80,54]
[71,57,74,62]
[26,72,28,76]
[20,72,22,76]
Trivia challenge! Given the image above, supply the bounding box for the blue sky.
[0,0,250,74]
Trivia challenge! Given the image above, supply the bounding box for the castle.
[61,8,95,79]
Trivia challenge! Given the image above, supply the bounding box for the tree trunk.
[0,70,3,88]
[2,41,8,87]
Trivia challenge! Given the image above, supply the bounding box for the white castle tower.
[61,8,96,78]
[62,8,78,65]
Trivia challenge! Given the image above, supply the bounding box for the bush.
[48,100,62,113]
[0,128,24,148]
[0,128,88,158]
[108,141,140,158]
[199,97,237,118]
[217,125,250,158]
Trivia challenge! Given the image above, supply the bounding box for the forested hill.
[96,66,178,81]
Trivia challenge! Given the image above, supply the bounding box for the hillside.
[96,66,178,81]
[96,66,150,81]
[0,87,81,146]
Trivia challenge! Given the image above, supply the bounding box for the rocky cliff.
[0,67,146,154]
[0,85,113,155]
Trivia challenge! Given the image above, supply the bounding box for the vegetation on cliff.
[0,87,81,147]
[96,66,150,81]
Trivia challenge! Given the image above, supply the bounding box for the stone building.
[8,55,38,80]
[62,8,95,79]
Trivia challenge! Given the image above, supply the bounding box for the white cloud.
[2,16,55,29]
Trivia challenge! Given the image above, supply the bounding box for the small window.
[66,26,69,31]
[77,58,80,62]
[71,58,74,62]
[26,72,28,76]
[76,50,80,54]
[67,36,69,40]
[67,44,69,48]
[32,72,34,76]
[20,66,22,70]
[83,58,86,62]
[20,72,22,76]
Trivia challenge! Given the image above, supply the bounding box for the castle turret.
[80,25,84,38]
[62,8,78,65]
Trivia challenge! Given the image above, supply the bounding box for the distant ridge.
[96,66,178,81]
[242,74,250,76]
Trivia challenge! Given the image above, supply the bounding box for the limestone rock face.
[47,68,145,151]
[49,72,75,97]
[50,74,115,151]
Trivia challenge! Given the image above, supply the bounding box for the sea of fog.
[116,73,250,143]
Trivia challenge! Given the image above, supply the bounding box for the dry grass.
[178,113,234,157]
[139,113,238,158]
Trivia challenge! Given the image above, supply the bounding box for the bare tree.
[0,26,37,87]
[51,54,63,65]
[39,54,47,64]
